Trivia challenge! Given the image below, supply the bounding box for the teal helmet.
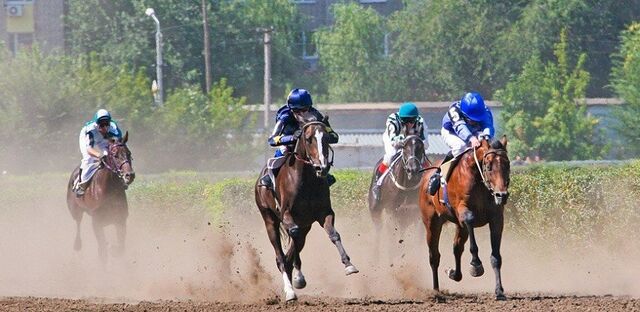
[94,109,111,124]
[398,102,419,123]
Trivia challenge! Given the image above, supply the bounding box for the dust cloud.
[0,173,638,304]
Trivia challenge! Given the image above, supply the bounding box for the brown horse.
[255,117,358,302]
[66,132,135,265]
[418,136,509,300]
[368,135,429,255]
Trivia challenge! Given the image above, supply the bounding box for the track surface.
[1,294,639,311]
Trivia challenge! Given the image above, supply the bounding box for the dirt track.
[2,293,639,311]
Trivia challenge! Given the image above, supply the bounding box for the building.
[0,0,65,55]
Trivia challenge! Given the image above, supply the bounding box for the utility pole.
[202,0,212,94]
[146,8,163,106]
[259,27,274,131]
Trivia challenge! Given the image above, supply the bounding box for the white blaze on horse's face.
[315,128,325,168]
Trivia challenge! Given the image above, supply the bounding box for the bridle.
[389,135,426,191]
[293,121,335,169]
[102,143,132,182]
[473,145,509,196]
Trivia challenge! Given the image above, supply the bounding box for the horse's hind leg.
[463,211,484,278]
[286,225,311,289]
[320,213,359,275]
[489,213,506,300]
[92,217,108,267]
[369,204,383,264]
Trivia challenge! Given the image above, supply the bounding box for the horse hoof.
[469,264,484,277]
[496,293,507,301]
[345,265,359,275]
[293,276,306,289]
[446,268,462,282]
[285,291,297,302]
[288,226,300,238]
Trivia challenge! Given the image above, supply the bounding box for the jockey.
[427,92,494,195]
[259,88,339,189]
[74,109,122,196]
[371,102,427,201]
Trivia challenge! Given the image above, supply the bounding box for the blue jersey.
[268,105,338,147]
[442,101,494,142]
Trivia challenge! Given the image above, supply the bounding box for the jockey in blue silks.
[427,92,495,195]
[258,88,339,189]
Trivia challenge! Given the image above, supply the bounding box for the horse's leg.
[92,217,108,267]
[463,210,484,277]
[320,213,359,275]
[446,223,468,282]
[286,225,311,289]
[260,209,296,302]
[112,219,127,257]
[112,201,128,257]
[423,213,443,290]
[72,206,83,251]
[489,213,506,300]
[369,202,384,264]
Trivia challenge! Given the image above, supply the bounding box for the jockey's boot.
[427,151,454,195]
[371,163,387,201]
[327,173,336,186]
[259,174,273,189]
[75,182,87,197]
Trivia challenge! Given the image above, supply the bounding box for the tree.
[497,30,604,160]
[611,22,640,156]
[315,3,393,102]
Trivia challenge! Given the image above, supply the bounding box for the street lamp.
[145,8,163,107]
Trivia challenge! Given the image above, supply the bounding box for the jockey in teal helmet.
[74,109,122,196]
[371,102,428,201]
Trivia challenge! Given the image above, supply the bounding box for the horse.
[254,115,359,302]
[418,135,510,300]
[66,132,135,265]
[368,135,429,257]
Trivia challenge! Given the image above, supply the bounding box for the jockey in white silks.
[74,109,122,196]
[371,102,428,201]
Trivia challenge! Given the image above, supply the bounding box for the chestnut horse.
[418,136,509,300]
[368,135,428,255]
[66,132,135,265]
[255,116,358,302]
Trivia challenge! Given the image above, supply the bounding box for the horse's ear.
[323,115,329,124]
[500,135,507,150]
[123,131,129,144]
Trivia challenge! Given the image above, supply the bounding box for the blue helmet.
[398,102,419,122]
[287,88,313,110]
[460,92,487,121]
[94,109,112,124]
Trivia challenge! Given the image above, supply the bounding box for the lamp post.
[145,8,163,107]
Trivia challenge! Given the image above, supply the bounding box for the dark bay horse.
[418,136,510,300]
[66,132,135,265]
[368,135,428,254]
[255,117,358,302]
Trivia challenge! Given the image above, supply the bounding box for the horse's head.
[399,135,425,180]
[105,131,135,186]
[474,135,510,205]
[295,115,333,178]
